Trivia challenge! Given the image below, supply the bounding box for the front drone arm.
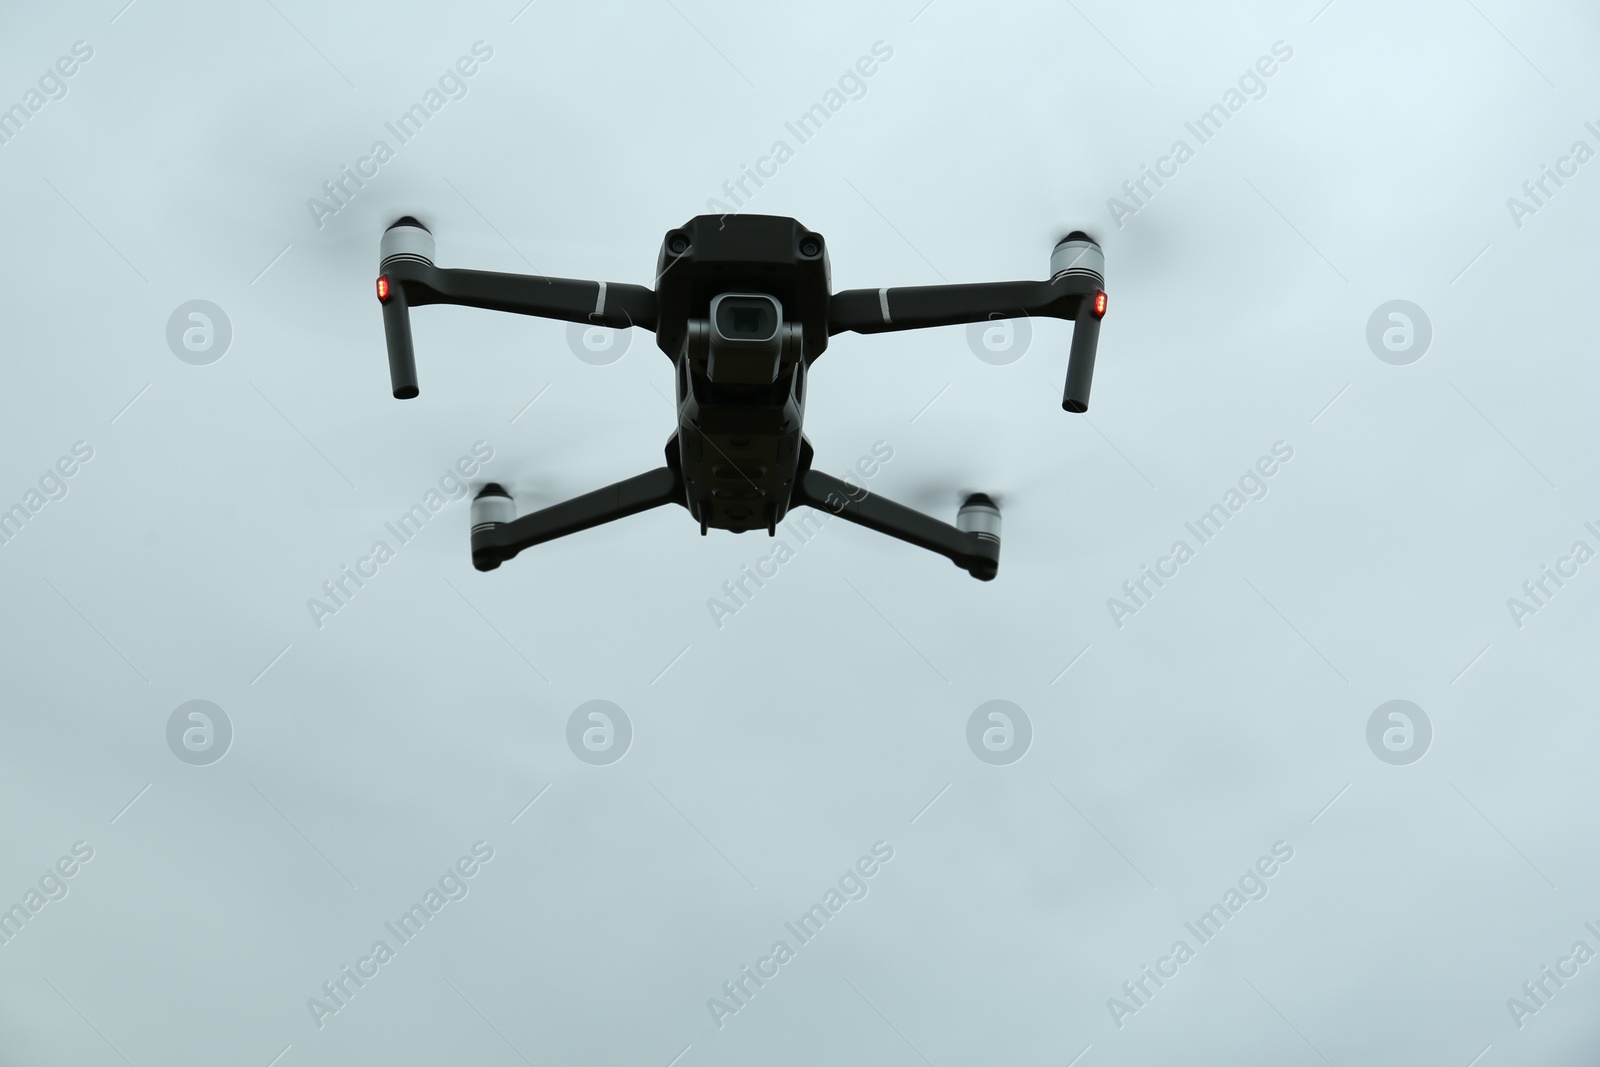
[826,234,1107,412]
[377,218,657,399]
[828,278,1089,333]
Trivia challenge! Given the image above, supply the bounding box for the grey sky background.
[2,0,1599,1064]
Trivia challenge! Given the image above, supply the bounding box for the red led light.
[1093,290,1107,318]
[376,275,390,303]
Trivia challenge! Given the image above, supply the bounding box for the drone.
[377,214,1106,581]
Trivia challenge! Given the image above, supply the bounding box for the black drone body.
[377,214,1107,580]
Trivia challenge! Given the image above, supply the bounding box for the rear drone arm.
[792,471,1001,581]
[376,218,657,399]
[827,234,1107,412]
[468,468,684,571]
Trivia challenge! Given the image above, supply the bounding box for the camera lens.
[668,233,690,255]
[704,293,785,384]
[714,296,777,340]
[799,236,821,257]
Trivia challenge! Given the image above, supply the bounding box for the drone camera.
[715,294,779,342]
[694,292,797,385]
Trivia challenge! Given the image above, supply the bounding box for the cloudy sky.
[2,0,1598,1064]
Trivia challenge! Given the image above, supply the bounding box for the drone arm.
[828,277,1094,334]
[377,219,656,399]
[380,280,421,399]
[826,235,1107,412]
[399,264,657,330]
[1063,297,1101,413]
[470,467,684,571]
[792,470,999,580]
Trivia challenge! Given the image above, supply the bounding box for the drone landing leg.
[471,468,685,571]
[791,470,1000,581]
